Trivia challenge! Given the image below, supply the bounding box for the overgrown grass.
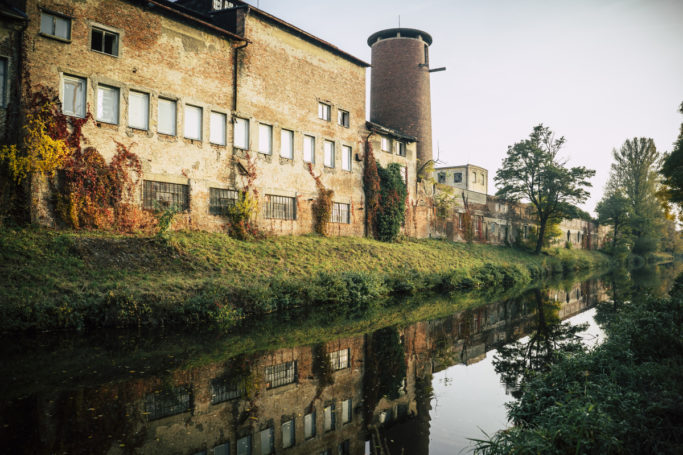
[473,274,683,455]
[0,227,609,331]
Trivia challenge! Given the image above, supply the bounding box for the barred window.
[211,376,246,404]
[265,194,295,220]
[264,361,296,389]
[329,348,349,370]
[144,386,192,420]
[143,180,189,210]
[331,203,350,224]
[209,188,238,215]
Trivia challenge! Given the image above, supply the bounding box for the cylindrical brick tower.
[368,28,434,165]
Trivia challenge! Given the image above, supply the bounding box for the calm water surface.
[0,264,677,454]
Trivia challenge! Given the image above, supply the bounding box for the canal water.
[0,264,678,454]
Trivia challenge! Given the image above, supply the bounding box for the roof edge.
[366,121,417,142]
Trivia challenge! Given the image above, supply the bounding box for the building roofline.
[366,121,417,142]
[139,0,248,43]
[435,164,487,170]
[367,28,433,47]
[244,4,369,67]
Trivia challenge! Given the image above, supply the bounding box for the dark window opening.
[144,386,192,420]
[91,27,119,56]
[143,180,189,211]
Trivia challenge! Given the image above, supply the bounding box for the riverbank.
[474,273,683,454]
[0,227,609,331]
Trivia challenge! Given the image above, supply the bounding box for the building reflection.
[0,280,607,454]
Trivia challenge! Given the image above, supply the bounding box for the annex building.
[0,0,603,247]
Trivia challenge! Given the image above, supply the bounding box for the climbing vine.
[307,163,333,236]
[226,151,261,240]
[363,139,380,238]
[375,163,408,242]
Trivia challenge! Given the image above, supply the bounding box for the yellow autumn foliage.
[0,104,72,183]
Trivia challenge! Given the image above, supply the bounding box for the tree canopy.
[661,102,683,206]
[495,124,595,253]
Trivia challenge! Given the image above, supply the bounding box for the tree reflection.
[493,289,587,399]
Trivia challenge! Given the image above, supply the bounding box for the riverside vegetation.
[0,227,608,332]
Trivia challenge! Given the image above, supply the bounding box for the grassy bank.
[0,227,609,331]
[473,274,683,455]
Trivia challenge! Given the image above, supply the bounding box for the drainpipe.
[363,130,376,238]
[232,40,248,112]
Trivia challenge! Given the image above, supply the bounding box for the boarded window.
[210,111,227,145]
[236,435,251,455]
[158,98,176,135]
[258,123,272,154]
[280,129,294,159]
[282,419,295,449]
[234,117,249,149]
[303,134,315,163]
[324,140,335,168]
[62,75,86,118]
[331,203,350,224]
[324,404,335,432]
[184,104,202,140]
[264,361,296,389]
[304,411,316,439]
[260,427,274,455]
[96,85,119,124]
[142,180,189,211]
[209,188,238,215]
[264,195,295,220]
[329,348,349,370]
[128,91,149,130]
[342,399,352,424]
[144,386,192,420]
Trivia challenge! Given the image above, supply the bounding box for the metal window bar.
[329,349,349,370]
[210,376,246,404]
[265,195,295,220]
[264,361,296,389]
[143,180,189,211]
[144,386,192,420]
[331,203,350,224]
[209,188,238,215]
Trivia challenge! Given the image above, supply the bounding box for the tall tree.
[661,102,683,206]
[596,191,632,250]
[607,138,663,254]
[495,125,595,254]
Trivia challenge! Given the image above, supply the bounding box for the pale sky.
[240,0,683,214]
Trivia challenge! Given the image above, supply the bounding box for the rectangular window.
[341,145,351,171]
[264,361,296,388]
[258,123,272,155]
[91,27,119,56]
[318,102,330,121]
[96,85,119,124]
[329,348,349,370]
[381,137,390,152]
[211,375,245,404]
[128,91,149,130]
[280,129,293,159]
[259,427,274,455]
[236,435,251,455]
[62,75,86,118]
[304,411,316,439]
[142,180,189,211]
[323,140,335,168]
[40,12,71,40]
[396,141,406,156]
[342,399,352,424]
[437,172,446,184]
[282,419,295,449]
[144,386,192,420]
[303,135,315,163]
[331,203,350,224]
[264,194,295,220]
[184,104,202,140]
[453,172,462,183]
[158,98,176,135]
[209,188,238,215]
[0,58,7,107]
[234,117,249,149]
[210,111,227,145]
[324,404,335,432]
[213,443,230,455]
[337,109,349,127]
[338,440,350,455]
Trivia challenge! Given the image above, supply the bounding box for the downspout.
[363,130,376,238]
[232,6,250,112]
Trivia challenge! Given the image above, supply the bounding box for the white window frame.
[128,90,149,130]
[90,26,119,57]
[381,137,390,152]
[318,102,330,121]
[157,98,177,136]
[280,129,294,159]
[96,84,119,124]
[233,117,249,149]
[62,75,86,118]
[40,11,71,41]
[183,104,203,141]
[303,134,315,163]
[258,123,273,155]
[338,109,349,127]
[396,141,406,156]
[341,145,352,171]
[323,140,335,168]
[210,111,227,145]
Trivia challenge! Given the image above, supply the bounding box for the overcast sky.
[241,0,682,213]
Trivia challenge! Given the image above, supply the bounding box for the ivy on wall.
[307,163,333,236]
[375,163,408,242]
